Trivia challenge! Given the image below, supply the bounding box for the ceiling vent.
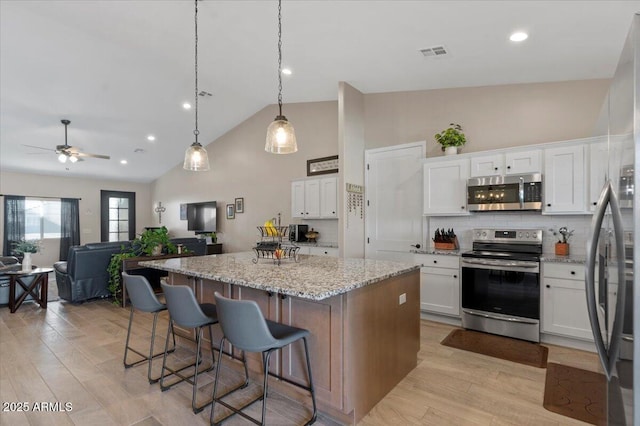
[420,45,448,58]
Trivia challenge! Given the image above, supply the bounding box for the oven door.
[461,258,540,320]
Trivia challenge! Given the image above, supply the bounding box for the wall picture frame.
[235,197,244,213]
[226,204,235,219]
[307,155,339,176]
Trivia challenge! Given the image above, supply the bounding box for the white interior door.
[365,141,425,261]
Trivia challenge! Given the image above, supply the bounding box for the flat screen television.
[187,201,217,233]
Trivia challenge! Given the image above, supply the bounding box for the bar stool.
[210,292,317,426]
[122,273,176,384]
[160,282,218,414]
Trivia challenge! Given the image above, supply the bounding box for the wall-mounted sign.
[307,155,339,176]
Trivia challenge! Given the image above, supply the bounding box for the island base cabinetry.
[166,270,419,424]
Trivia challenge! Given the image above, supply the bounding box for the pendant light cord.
[194,0,200,142]
[277,0,283,117]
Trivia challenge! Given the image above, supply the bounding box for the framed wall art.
[235,197,244,213]
[226,204,235,219]
[307,155,339,176]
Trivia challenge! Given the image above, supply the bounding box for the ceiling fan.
[24,119,111,163]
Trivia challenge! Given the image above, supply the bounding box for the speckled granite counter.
[541,254,587,264]
[411,248,462,256]
[140,251,419,301]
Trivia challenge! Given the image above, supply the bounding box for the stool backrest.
[122,272,164,313]
[214,292,277,352]
[161,283,213,328]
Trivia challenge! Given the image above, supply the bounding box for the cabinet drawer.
[415,254,459,269]
[543,262,584,280]
[308,246,338,257]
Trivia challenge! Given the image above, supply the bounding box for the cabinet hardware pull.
[266,291,273,297]
[507,166,511,169]
[546,285,550,288]
[461,206,465,209]
[433,260,437,264]
[570,271,576,275]
[547,203,551,207]
[279,294,287,300]
[453,275,457,278]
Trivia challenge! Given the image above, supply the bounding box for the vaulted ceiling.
[1,1,638,182]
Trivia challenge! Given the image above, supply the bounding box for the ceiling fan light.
[183,142,210,171]
[265,116,297,154]
[58,153,67,163]
[69,155,78,163]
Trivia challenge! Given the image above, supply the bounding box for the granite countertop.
[411,248,462,256]
[140,252,419,301]
[541,254,587,264]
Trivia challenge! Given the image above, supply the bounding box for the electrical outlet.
[399,293,406,305]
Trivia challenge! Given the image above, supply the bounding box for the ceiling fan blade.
[22,144,55,152]
[75,152,110,160]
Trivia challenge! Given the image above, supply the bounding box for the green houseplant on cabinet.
[434,123,467,155]
[107,226,178,305]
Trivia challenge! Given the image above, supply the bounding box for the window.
[24,198,61,239]
[100,190,136,242]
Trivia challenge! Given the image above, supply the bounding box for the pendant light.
[183,0,210,171]
[265,0,297,154]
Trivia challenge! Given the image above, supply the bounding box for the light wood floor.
[0,297,600,426]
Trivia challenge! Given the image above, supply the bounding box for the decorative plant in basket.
[434,123,466,155]
[551,227,574,256]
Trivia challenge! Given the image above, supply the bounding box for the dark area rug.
[440,328,548,368]
[543,363,606,426]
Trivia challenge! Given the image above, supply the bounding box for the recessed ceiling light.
[147,135,156,141]
[282,68,292,75]
[510,32,528,42]
[182,102,192,110]
[120,160,128,165]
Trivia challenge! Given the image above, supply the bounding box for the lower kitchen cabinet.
[307,246,339,257]
[418,254,460,316]
[541,262,593,341]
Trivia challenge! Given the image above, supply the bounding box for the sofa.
[53,238,206,303]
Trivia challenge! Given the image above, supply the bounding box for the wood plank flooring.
[0,297,600,425]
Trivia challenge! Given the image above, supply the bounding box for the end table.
[5,268,53,313]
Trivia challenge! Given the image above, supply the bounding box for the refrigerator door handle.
[585,181,613,379]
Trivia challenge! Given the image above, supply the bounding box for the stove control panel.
[472,229,543,244]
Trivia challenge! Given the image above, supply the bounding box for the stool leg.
[261,349,274,425]
[210,336,226,425]
[302,337,317,425]
[192,326,215,413]
[160,319,173,390]
[123,307,136,368]
[147,311,161,383]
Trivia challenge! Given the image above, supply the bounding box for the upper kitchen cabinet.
[543,144,587,214]
[589,140,609,211]
[423,158,470,215]
[470,150,541,177]
[291,176,338,219]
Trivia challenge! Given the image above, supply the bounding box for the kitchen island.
[140,252,420,424]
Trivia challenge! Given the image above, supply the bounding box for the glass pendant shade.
[183,142,210,171]
[265,116,297,154]
[69,155,78,163]
[58,154,67,163]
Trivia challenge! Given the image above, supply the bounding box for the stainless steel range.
[461,229,543,342]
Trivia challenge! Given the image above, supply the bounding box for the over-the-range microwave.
[467,173,543,212]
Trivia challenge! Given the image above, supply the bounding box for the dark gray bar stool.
[160,282,218,414]
[210,292,317,426]
[122,272,176,384]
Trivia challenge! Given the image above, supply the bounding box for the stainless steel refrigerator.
[585,12,638,426]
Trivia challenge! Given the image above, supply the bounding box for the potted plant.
[434,123,467,155]
[552,227,574,256]
[12,239,41,271]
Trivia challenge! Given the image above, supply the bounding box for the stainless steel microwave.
[467,173,543,212]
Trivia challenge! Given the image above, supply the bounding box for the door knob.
[410,244,421,249]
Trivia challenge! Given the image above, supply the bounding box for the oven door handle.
[462,309,539,325]
[461,258,539,272]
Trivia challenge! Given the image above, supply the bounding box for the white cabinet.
[470,150,541,177]
[291,177,338,219]
[423,158,470,216]
[307,246,339,257]
[542,262,593,340]
[417,254,460,316]
[589,141,609,211]
[543,145,586,214]
[319,177,338,218]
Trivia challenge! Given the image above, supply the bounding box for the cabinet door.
[420,266,460,316]
[542,277,593,340]
[589,141,609,211]
[505,149,541,174]
[543,145,586,213]
[291,181,306,218]
[280,295,344,409]
[304,180,320,218]
[320,177,338,218]
[423,158,470,215]
[470,154,503,177]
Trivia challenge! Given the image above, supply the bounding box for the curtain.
[59,198,80,261]
[3,196,25,256]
